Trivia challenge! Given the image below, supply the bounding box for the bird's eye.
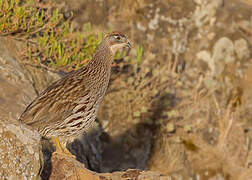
[114,35,121,40]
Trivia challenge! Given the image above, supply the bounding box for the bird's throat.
[89,44,113,70]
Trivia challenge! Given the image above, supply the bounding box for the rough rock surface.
[0,120,41,179]
[42,152,173,180]
[0,37,37,121]
[0,37,60,121]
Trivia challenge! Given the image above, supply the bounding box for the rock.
[196,50,214,74]
[0,119,41,179]
[43,152,172,180]
[212,37,235,64]
[0,37,60,121]
[234,38,250,60]
[23,65,60,95]
[0,37,37,121]
[197,37,246,77]
[193,0,223,28]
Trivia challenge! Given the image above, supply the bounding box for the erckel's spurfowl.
[19,32,131,154]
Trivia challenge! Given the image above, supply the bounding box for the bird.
[19,32,131,155]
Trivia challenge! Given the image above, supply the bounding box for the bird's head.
[104,32,131,55]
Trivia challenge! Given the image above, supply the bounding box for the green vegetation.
[0,0,143,70]
[0,0,102,69]
[135,45,144,64]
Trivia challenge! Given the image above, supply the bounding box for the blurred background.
[1,0,252,179]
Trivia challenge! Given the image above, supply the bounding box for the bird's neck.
[87,42,113,70]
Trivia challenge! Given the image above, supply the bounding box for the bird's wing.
[19,95,73,128]
[19,69,88,129]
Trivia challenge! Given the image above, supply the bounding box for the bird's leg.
[51,137,75,158]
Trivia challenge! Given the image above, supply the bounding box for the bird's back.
[19,63,110,138]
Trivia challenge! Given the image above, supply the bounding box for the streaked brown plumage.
[19,32,131,142]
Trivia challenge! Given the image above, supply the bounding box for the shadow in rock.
[67,121,153,173]
[67,123,103,172]
[40,138,55,180]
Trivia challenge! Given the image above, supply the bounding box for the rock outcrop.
[0,120,41,179]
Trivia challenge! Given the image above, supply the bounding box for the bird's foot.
[52,137,76,159]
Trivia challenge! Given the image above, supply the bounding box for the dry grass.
[145,53,252,179]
